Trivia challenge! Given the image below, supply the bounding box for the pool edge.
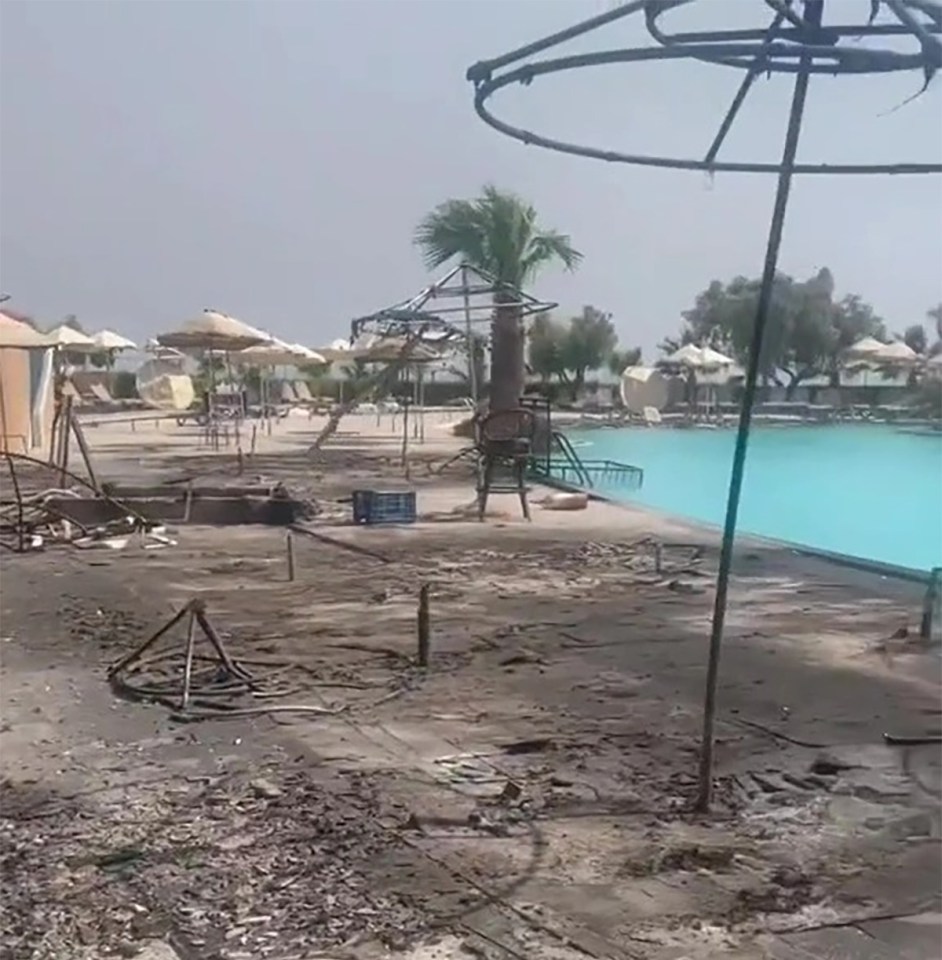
[537,474,935,586]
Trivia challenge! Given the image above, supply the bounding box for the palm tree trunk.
[489,292,524,411]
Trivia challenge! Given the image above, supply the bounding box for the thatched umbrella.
[156,310,268,352]
[235,339,326,427]
[157,310,269,419]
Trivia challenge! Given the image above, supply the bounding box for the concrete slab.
[859,912,942,960]
[782,926,911,960]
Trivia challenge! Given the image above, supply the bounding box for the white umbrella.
[667,344,733,369]
[872,340,918,364]
[46,324,97,350]
[844,336,887,360]
[92,329,137,351]
[0,312,53,349]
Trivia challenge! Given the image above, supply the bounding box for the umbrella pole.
[696,19,814,814]
[462,265,479,404]
[225,351,241,448]
[419,368,426,444]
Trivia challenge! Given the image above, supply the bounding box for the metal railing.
[528,430,643,491]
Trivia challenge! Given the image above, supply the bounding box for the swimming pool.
[567,424,942,573]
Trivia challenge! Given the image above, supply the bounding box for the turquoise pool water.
[568,424,942,573]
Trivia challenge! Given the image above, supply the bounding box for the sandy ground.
[1,410,940,960]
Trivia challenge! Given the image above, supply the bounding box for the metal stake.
[462,265,479,404]
[417,583,431,667]
[695,1,819,814]
[286,531,296,582]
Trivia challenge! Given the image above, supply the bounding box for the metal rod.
[4,456,25,552]
[417,583,431,667]
[70,415,99,493]
[920,566,941,641]
[466,0,647,82]
[696,0,819,814]
[703,10,786,166]
[108,604,191,678]
[180,609,197,710]
[462,266,479,403]
[286,531,296,582]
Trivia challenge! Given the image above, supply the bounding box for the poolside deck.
[2,410,939,959]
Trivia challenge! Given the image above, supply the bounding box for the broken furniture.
[477,407,535,521]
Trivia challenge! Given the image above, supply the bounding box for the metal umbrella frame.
[466,0,942,811]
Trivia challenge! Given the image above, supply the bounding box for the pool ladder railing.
[529,431,644,491]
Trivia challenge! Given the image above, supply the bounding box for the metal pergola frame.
[349,263,557,402]
[465,0,942,812]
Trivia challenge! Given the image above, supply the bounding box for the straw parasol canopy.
[92,329,137,351]
[156,310,269,352]
[288,343,325,363]
[236,338,326,367]
[0,312,54,349]
[145,338,185,359]
[316,338,357,363]
[46,324,97,350]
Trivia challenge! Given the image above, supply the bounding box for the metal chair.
[477,407,535,521]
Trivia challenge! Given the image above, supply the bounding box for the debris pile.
[0,771,429,959]
[1,453,307,554]
[0,453,168,554]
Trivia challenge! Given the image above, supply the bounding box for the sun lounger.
[89,382,116,404]
[643,406,663,425]
[293,380,314,403]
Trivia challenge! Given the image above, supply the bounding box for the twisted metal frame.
[468,0,942,175]
[466,0,942,813]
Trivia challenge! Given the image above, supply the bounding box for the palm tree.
[928,303,942,354]
[414,185,582,410]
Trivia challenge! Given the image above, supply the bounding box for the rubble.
[0,771,430,959]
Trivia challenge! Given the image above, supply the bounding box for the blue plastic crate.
[352,490,417,525]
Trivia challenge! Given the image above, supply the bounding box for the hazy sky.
[2,0,940,357]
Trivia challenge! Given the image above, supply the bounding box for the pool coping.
[537,474,937,587]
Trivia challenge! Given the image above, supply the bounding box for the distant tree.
[665,268,885,397]
[929,303,942,337]
[414,185,581,410]
[903,324,928,356]
[527,314,567,383]
[527,306,632,399]
[607,346,643,377]
[63,314,86,333]
[927,303,942,354]
[558,306,618,397]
